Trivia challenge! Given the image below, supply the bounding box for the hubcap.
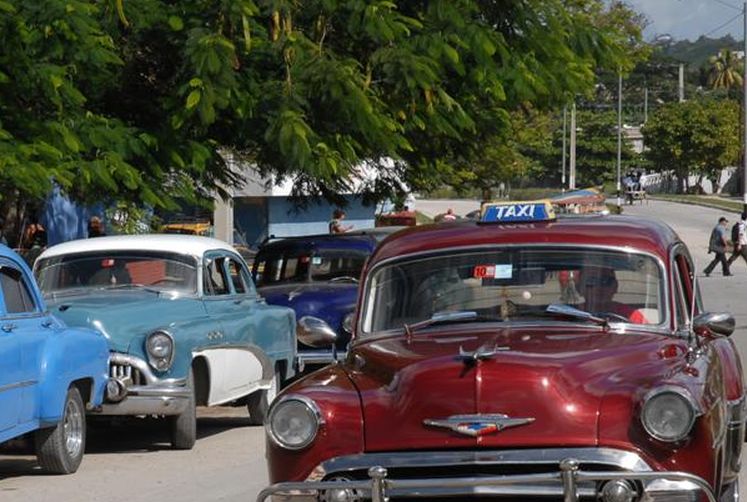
[63,396,84,458]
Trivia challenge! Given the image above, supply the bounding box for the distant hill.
[662,35,742,67]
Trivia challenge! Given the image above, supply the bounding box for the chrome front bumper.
[257,448,718,502]
[97,353,190,416]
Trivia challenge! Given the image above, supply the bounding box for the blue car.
[34,235,296,449]
[252,231,395,370]
[0,245,109,474]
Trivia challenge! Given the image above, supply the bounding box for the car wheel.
[247,369,280,426]
[170,368,196,450]
[34,386,86,474]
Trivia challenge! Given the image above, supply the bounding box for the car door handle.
[1,324,17,333]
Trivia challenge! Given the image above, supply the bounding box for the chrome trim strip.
[0,379,36,393]
[357,243,670,341]
[297,350,346,365]
[304,447,653,482]
[110,353,184,386]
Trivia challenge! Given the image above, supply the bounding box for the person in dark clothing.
[704,216,732,277]
[88,216,106,237]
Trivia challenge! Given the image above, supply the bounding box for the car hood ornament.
[424,414,535,437]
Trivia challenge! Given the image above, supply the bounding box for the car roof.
[37,234,237,261]
[368,215,680,265]
[258,232,379,254]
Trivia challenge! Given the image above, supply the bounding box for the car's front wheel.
[35,386,86,474]
[247,370,280,425]
[169,368,196,450]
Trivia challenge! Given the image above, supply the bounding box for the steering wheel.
[329,276,359,283]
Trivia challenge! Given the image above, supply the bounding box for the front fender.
[598,353,724,488]
[38,325,109,423]
[267,365,363,483]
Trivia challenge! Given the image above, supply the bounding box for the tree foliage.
[643,99,740,193]
[0,0,649,218]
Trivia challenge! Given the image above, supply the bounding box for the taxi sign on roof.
[480,200,556,223]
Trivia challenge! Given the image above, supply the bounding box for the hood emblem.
[424,414,535,437]
[287,290,303,301]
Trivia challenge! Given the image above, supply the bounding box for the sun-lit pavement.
[2,197,746,501]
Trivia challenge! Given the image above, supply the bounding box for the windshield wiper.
[404,311,503,337]
[545,304,607,326]
[99,283,161,295]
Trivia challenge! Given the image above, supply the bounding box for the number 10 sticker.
[473,264,513,279]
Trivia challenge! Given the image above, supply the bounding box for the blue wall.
[42,187,103,245]
[266,195,375,238]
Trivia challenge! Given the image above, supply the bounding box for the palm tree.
[708,49,744,90]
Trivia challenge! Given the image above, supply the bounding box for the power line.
[705,11,743,37]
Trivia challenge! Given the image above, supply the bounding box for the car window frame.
[203,250,257,299]
[357,243,671,341]
[0,257,42,318]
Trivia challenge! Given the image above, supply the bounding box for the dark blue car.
[252,232,392,371]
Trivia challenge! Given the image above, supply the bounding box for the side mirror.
[693,312,735,337]
[297,316,338,348]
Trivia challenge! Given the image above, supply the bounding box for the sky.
[626,0,745,41]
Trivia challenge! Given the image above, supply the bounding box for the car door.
[200,252,262,405]
[0,260,42,431]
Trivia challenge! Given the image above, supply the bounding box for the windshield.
[255,249,367,286]
[36,251,199,295]
[361,247,664,334]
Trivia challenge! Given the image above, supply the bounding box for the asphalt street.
[1,198,745,501]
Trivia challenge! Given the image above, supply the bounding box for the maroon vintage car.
[259,202,745,502]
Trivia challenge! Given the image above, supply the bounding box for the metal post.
[617,71,623,210]
[644,87,648,124]
[679,63,685,103]
[743,2,747,213]
[569,102,576,190]
[562,105,567,192]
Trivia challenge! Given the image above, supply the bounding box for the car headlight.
[641,388,699,442]
[342,312,355,334]
[145,330,174,372]
[267,396,322,450]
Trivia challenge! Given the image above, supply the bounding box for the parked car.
[34,235,296,450]
[259,201,744,502]
[0,245,108,474]
[252,232,382,372]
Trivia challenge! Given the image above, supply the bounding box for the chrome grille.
[110,362,144,386]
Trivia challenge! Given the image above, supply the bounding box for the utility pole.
[743,1,747,213]
[678,64,685,102]
[644,87,648,124]
[617,71,623,210]
[562,105,567,192]
[570,102,576,190]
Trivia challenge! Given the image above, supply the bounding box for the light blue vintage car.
[34,235,296,450]
[0,245,109,474]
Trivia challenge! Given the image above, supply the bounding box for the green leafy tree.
[708,49,743,90]
[1,0,649,238]
[643,99,740,193]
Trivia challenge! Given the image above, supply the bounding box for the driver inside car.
[576,267,651,325]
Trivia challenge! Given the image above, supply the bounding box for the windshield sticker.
[473,264,513,280]
[312,257,322,265]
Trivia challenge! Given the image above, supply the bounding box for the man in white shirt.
[728,212,747,268]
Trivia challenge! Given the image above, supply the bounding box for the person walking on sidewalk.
[728,212,747,268]
[704,216,732,277]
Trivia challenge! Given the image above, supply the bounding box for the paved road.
[1,198,745,501]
